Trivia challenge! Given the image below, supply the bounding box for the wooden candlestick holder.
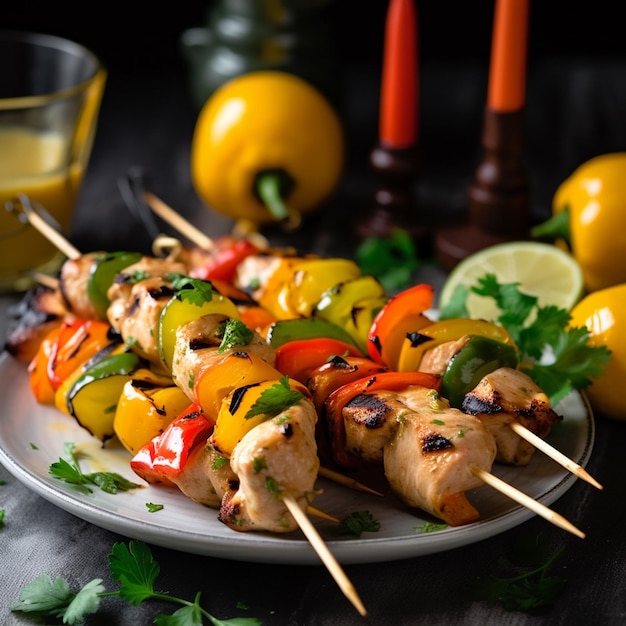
[356,143,431,258]
[435,108,530,272]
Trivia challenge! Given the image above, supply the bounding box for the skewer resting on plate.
[7,194,589,545]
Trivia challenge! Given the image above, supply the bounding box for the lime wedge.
[438,241,585,320]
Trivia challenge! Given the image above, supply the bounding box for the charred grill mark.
[421,432,453,452]
[229,383,261,414]
[189,338,215,350]
[345,393,392,429]
[148,286,176,300]
[407,332,434,348]
[462,394,503,415]
[327,355,352,369]
[129,295,141,316]
[278,422,294,437]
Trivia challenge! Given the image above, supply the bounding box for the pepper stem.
[255,170,294,222]
[531,205,572,247]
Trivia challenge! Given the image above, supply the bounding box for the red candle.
[379,0,418,148]
[487,0,530,112]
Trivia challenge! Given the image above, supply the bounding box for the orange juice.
[0,127,84,290]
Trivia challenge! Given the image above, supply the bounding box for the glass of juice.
[0,31,106,292]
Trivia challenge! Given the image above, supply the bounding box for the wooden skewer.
[142,190,215,251]
[318,466,384,497]
[7,195,80,260]
[308,505,340,524]
[283,495,367,616]
[509,421,603,490]
[470,464,585,539]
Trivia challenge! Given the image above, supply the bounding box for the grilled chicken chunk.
[59,252,103,320]
[338,386,497,526]
[461,367,562,466]
[4,284,70,362]
[171,444,238,508]
[220,398,319,533]
[171,313,276,402]
[107,275,177,365]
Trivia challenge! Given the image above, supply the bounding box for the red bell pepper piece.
[189,239,260,283]
[130,403,215,484]
[46,319,113,391]
[323,371,440,470]
[274,337,363,384]
[367,283,435,368]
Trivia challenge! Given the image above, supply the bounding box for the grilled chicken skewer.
[419,338,603,489]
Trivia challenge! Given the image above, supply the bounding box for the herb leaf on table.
[12,540,261,625]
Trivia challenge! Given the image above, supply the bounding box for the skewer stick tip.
[508,421,603,490]
[284,495,367,616]
[470,464,585,539]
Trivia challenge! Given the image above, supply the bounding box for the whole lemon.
[190,71,344,228]
[569,283,626,420]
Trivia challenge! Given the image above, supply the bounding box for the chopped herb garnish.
[146,502,164,513]
[414,521,448,533]
[356,228,420,292]
[0,510,5,528]
[11,540,261,624]
[49,442,142,495]
[265,476,281,498]
[333,511,381,537]
[470,535,567,611]
[29,442,38,450]
[245,376,304,419]
[218,319,255,353]
[440,273,611,406]
[166,273,215,305]
[211,454,230,470]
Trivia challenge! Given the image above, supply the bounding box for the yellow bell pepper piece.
[397,318,516,373]
[211,377,309,456]
[114,380,191,454]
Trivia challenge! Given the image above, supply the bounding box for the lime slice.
[438,241,585,320]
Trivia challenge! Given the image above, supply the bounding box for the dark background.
[3,1,626,253]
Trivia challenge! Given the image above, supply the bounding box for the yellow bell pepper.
[114,378,191,454]
[190,71,344,230]
[259,257,361,319]
[396,318,516,373]
[569,284,625,420]
[532,152,626,292]
[210,377,309,456]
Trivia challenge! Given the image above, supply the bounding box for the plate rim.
[0,351,595,565]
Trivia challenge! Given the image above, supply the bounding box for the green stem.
[531,205,572,246]
[255,170,294,222]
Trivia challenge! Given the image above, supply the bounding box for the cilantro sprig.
[49,442,142,495]
[440,274,611,406]
[470,535,567,611]
[333,510,381,537]
[166,273,215,305]
[218,318,255,353]
[245,375,304,419]
[355,229,421,293]
[11,540,261,625]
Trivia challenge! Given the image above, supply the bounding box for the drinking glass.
[0,31,106,292]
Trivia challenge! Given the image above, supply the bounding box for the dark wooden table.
[3,31,626,625]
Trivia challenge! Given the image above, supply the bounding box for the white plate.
[0,352,595,565]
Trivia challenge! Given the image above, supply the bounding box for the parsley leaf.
[439,274,611,405]
[470,535,567,611]
[245,376,304,419]
[218,318,255,353]
[166,273,215,306]
[49,442,142,495]
[333,511,381,537]
[12,540,262,624]
[356,229,420,293]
